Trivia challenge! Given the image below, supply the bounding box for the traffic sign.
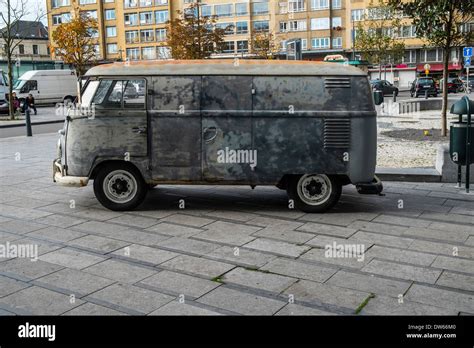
[464,47,473,57]
[465,56,471,67]
[424,63,431,70]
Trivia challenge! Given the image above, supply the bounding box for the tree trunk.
[440,47,449,137]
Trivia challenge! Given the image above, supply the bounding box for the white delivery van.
[13,70,78,105]
[0,70,9,102]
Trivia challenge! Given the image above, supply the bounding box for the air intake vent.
[324,77,351,88]
[324,118,351,149]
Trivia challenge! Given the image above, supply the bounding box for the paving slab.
[83,259,157,284]
[160,254,235,279]
[361,259,442,284]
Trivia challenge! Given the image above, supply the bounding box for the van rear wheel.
[93,163,147,211]
[287,174,341,213]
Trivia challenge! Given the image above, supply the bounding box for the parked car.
[439,77,464,93]
[410,77,438,98]
[13,70,78,105]
[370,79,399,96]
[53,60,383,213]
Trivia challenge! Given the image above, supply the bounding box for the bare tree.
[0,0,44,119]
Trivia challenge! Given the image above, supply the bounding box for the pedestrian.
[11,92,20,116]
[23,94,37,115]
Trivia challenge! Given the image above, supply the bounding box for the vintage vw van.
[53,60,382,213]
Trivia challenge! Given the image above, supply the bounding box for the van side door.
[149,76,202,181]
[201,75,254,182]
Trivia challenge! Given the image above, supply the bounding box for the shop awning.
[416,63,462,72]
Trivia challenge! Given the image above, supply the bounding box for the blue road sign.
[465,56,471,67]
[464,47,473,57]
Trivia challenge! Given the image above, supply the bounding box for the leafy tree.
[51,6,99,78]
[0,0,43,119]
[388,0,474,136]
[251,32,279,59]
[354,0,405,78]
[166,3,226,59]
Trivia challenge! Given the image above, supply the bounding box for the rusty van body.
[53,60,382,213]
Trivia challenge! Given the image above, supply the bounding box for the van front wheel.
[93,163,147,211]
[287,174,341,213]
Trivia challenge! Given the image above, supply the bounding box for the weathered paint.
[55,60,377,188]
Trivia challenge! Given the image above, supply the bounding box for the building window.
[126,47,140,60]
[289,0,305,12]
[105,9,116,20]
[251,2,268,15]
[311,0,328,10]
[332,37,342,48]
[311,37,330,48]
[332,0,341,9]
[140,11,153,24]
[82,10,97,19]
[236,21,248,34]
[201,5,212,17]
[140,0,153,6]
[235,3,248,15]
[79,0,96,4]
[279,21,288,32]
[125,13,138,26]
[253,20,269,32]
[157,46,171,59]
[351,9,364,21]
[236,40,248,53]
[107,43,118,54]
[124,0,138,8]
[289,20,307,31]
[125,30,140,43]
[106,26,117,37]
[156,28,167,41]
[52,0,71,8]
[215,4,233,17]
[141,29,154,42]
[222,41,235,53]
[311,17,329,30]
[402,49,415,63]
[155,0,168,4]
[422,48,442,62]
[332,17,341,28]
[141,46,156,60]
[155,10,168,23]
[52,13,71,25]
[19,44,24,54]
[301,38,307,50]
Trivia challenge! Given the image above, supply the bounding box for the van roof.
[19,70,76,80]
[85,59,367,77]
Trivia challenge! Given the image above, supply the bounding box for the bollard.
[393,91,397,103]
[25,109,32,137]
[425,89,428,99]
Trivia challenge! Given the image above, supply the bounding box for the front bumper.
[53,159,89,187]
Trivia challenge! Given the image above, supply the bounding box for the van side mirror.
[373,90,384,105]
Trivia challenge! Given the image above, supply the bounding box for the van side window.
[123,79,145,109]
[92,79,145,109]
[29,80,38,90]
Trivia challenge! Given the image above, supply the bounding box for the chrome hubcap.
[103,170,137,204]
[297,174,332,206]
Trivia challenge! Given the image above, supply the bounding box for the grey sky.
[0,0,47,25]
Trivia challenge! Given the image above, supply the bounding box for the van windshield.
[13,79,26,90]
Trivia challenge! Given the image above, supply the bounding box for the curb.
[0,120,64,129]
[376,167,441,182]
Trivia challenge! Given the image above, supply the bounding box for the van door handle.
[132,126,147,134]
[203,126,218,143]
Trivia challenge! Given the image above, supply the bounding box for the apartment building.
[47,0,473,63]
[47,0,172,61]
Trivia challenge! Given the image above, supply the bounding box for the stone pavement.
[0,133,473,316]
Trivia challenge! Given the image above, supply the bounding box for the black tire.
[287,174,342,213]
[93,162,147,211]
